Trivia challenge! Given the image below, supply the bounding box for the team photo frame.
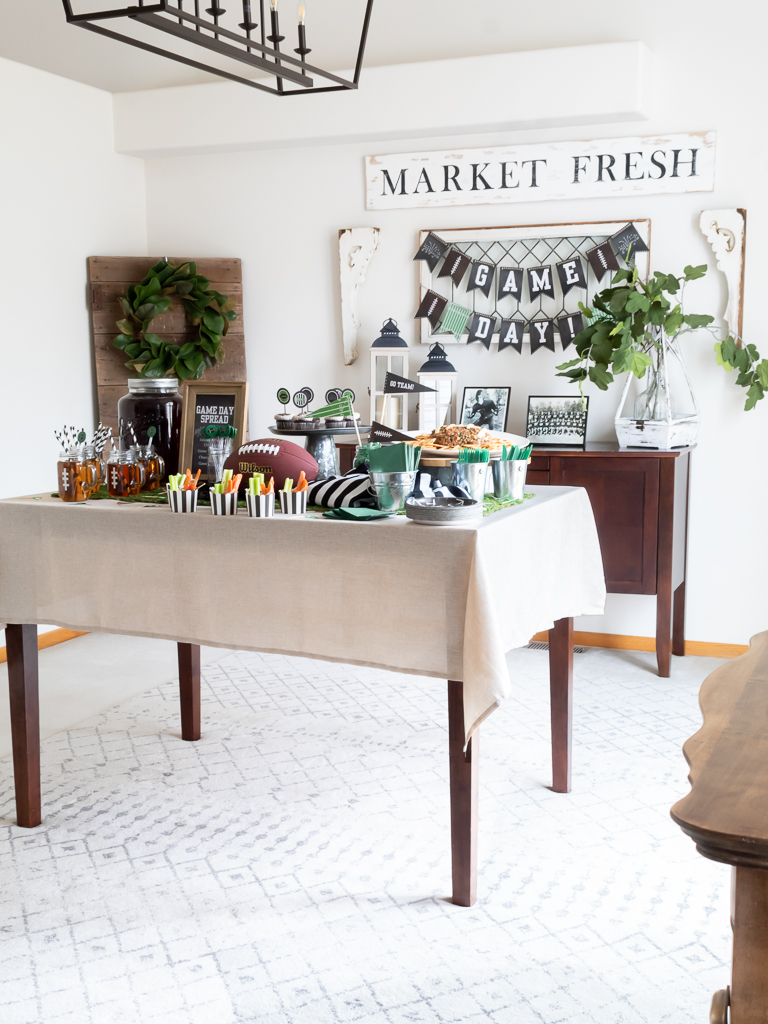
[526,395,588,446]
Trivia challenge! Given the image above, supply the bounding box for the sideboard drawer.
[529,455,549,473]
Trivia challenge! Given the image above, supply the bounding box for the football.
[223,438,318,493]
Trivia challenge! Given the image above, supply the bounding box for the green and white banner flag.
[437,301,472,339]
[310,395,354,419]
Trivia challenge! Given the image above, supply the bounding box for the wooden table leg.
[730,866,768,1023]
[656,588,672,678]
[177,642,201,741]
[448,680,478,907]
[549,617,573,794]
[672,580,686,658]
[6,625,41,828]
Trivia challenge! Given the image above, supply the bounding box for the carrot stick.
[192,469,201,490]
[231,474,242,493]
[183,469,192,490]
[293,471,307,492]
[265,477,274,494]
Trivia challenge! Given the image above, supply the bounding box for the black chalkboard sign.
[190,392,237,476]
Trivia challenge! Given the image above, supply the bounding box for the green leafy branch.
[113,259,237,381]
[556,262,713,395]
[714,337,768,410]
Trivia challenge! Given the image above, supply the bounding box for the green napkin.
[322,507,394,521]
[367,443,421,473]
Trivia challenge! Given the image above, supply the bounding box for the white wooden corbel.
[699,208,747,339]
[338,227,380,365]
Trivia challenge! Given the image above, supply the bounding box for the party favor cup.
[246,492,275,518]
[167,485,198,513]
[368,470,418,513]
[451,462,489,503]
[491,459,528,501]
[279,490,308,516]
[210,491,239,516]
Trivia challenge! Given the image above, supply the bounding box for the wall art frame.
[417,220,651,347]
[526,395,589,447]
[460,387,510,433]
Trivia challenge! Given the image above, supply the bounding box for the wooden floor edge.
[529,630,748,659]
[0,628,89,664]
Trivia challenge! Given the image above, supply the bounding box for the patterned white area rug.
[0,647,730,1024]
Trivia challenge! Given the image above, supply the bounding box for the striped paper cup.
[167,486,198,513]
[210,491,239,516]
[245,492,275,518]
[279,490,308,516]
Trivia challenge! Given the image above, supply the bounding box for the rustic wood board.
[87,256,247,434]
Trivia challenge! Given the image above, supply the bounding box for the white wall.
[0,57,146,500]
[140,12,768,646]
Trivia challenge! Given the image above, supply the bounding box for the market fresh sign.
[365,132,715,211]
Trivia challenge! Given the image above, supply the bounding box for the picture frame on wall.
[526,395,588,447]
[179,381,249,482]
[460,387,510,432]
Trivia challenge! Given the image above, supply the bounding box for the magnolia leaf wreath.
[113,260,237,380]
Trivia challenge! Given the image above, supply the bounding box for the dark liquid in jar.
[142,455,165,491]
[117,390,182,475]
[58,461,89,502]
[107,463,139,498]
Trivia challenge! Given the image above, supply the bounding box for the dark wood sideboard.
[339,440,692,677]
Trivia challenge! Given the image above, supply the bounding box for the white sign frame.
[417,220,651,346]
[366,132,715,211]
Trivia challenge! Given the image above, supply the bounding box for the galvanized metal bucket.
[369,470,418,513]
[451,462,489,503]
[491,459,528,501]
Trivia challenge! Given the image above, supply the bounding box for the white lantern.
[417,343,458,433]
[369,319,409,429]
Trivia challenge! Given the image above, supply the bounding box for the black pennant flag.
[586,241,620,281]
[527,265,556,300]
[497,266,523,301]
[383,371,436,395]
[466,312,496,349]
[414,289,448,329]
[557,313,585,350]
[556,257,588,295]
[369,421,413,442]
[529,319,556,353]
[466,261,495,298]
[498,319,525,353]
[610,223,649,261]
[437,249,471,287]
[413,232,450,271]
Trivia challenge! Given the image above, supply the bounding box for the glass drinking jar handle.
[133,461,146,490]
[154,453,166,482]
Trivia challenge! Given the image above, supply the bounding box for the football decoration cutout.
[223,438,318,493]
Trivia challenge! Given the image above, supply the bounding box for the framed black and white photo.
[526,395,588,446]
[460,387,510,432]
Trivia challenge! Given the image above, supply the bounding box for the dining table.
[0,485,605,906]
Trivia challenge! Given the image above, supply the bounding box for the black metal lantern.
[61,0,374,96]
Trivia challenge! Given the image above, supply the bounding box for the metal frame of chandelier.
[61,0,375,95]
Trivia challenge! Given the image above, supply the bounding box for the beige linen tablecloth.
[0,487,605,741]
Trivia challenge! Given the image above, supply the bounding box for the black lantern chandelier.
[61,1,375,95]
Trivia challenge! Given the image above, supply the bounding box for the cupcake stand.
[269,425,371,480]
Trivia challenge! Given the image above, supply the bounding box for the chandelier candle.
[295,3,310,58]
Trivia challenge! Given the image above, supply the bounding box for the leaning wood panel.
[87,256,247,429]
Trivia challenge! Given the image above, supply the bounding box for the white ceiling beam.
[113,41,652,158]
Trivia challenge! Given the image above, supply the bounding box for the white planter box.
[615,415,700,449]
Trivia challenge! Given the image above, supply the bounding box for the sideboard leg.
[177,642,201,742]
[731,867,768,1023]
[656,590,672,678]
[6,625,41,828]
[549,617,573,794]
[672,581,686,658]
[448,680,478,907]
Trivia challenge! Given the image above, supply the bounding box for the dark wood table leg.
[656,588,672,678]
[672,580,686,658]
[448,680,478,907]
[549,617,573,794]
[6,625,41,828]
[177,642,201,741]
[729,866,768,1023]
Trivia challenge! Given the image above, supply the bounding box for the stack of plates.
[405,496,483,527]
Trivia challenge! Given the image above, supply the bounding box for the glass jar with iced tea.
[107,450,145,498]
[57,451,93,503]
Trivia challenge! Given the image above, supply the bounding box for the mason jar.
[117,378,182,475]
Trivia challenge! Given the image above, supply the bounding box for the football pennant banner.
[529,319,556,353]
[383,372,436,394]
[414,289,448,328]
[498,319,525,353]
[466,312,496,349]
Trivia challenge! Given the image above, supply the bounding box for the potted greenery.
[557,261,767,447]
